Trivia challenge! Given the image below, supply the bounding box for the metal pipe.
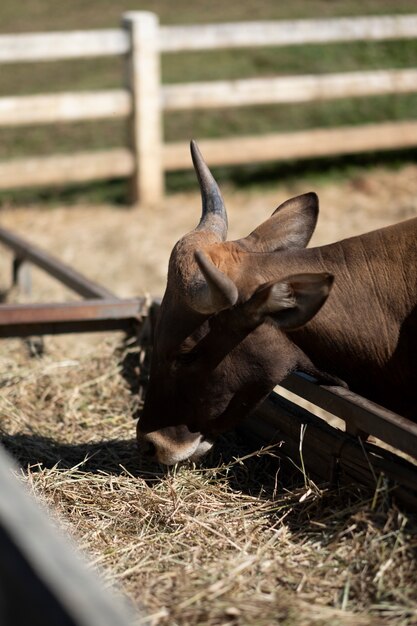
[0,298,146,337]
[0,227,116,299]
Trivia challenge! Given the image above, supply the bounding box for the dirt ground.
[1,163,417,306]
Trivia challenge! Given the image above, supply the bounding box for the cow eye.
[173,350,200,368]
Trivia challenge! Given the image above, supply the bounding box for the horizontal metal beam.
[280,373,417,461]
[0,227,117,299]
[0,299,146,337]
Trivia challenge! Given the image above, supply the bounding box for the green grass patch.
[0,57,124,97]
[164,94,417,141]
[162,40,417,84]
[0,120,126,160]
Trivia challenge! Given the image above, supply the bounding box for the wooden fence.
[1,12,417,204]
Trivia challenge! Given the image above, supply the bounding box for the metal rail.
[0,226,146,338]
[0,299,145,337]
[0,227,116,299]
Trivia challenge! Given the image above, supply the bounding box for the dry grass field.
[1,165,417,625]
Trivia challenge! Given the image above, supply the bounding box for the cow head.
[137,141,333,464]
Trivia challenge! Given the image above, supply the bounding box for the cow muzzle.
[137,424,213,466]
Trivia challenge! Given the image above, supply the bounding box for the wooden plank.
[163,121,417,170]
[162,68,417,110]
[123,12,164,205]
[243,392,417,511]
[0,29,128,64]
[160,14,417,52]
[0,149,134,189]
[0,90,131,127]
[0,445,137,625]
[280,373,417,460]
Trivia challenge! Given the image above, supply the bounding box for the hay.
[1,336,416,626]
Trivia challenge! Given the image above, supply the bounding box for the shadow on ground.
[0,426,303,492]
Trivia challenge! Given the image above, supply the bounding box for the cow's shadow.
[0,427,265,475]
[1,425,303,499]
[0,431,158,478]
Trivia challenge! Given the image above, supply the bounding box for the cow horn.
[188,250,238,314]
[191,140,228,241]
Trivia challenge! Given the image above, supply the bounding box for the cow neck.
[270,221,417,412]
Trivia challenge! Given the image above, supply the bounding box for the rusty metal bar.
[0,299,145,337]
[281,372,417,460]
[0,227,116,299]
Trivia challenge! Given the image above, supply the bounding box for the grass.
[0,336,416,625]
[0,0,417,204]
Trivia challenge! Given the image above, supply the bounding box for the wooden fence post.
[123,11,163,206]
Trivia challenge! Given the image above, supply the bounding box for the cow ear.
[247,272,333,330]
[241,192,318,252]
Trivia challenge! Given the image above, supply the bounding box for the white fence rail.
[0,12,417,204]
[158,15,417,51]
[0,91,131,125]
[162,69,417,110]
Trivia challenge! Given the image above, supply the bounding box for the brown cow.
[137,141,417,464]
